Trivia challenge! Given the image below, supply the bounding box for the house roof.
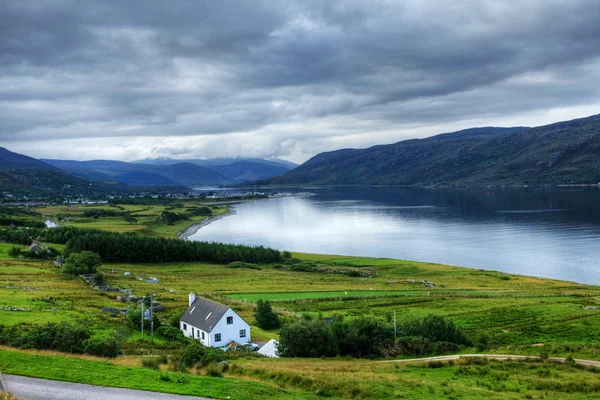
[180,297,230,333]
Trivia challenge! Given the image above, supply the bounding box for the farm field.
[2,203,600,398]
[32,201,229,237]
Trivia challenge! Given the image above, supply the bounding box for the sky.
[1,0,600,164]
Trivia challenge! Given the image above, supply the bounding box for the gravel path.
[379,353,600,367]
[3,374,212,400]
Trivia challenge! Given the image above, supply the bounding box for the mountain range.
[40,157,296,187]
[0,147,140,196]
[260,114,600,186]
[3,113,600,194]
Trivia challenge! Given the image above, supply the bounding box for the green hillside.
[266,114,600,186]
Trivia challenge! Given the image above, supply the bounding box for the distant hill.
[208,161,290,182]
[262,114,600,186]
[41,159,226,187]
[135,156,297,169]
[0,147,60,171]
[132,157,296,182]
[0,148,126,196]
[114,171,180,186]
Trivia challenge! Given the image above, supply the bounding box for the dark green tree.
[61,251,101,275]
[254,299,280,330]
[277,319,336,358]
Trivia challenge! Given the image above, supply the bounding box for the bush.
[205,362,224,377]
[142,358,161,370]
[156,326,186,342]
[92,272,105,286]
[427,360,445,368]
[189,206,212,216]
[331,316,394,357]
[19,322,90,354]
[397,314,470,346]
[61,251,101,275]
[254,299,280,330]
[278,319,336,358]
[126,306,161,331]
[227,261,261,270]
[176,342,224,369]
[83,338,122,358]
[7,246,21,258]
[159,373,171,382]
[168,314,181,328]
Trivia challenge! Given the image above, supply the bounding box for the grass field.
[3,202,600,398]
[33,202,229,237]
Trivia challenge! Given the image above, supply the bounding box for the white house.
[180,293,251,347]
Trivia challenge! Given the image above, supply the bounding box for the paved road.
[3,374,211,400]
[379,353,600,367]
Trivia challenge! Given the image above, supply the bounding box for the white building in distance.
[180,293,251,347]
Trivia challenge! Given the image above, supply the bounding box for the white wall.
[209,308,251,347]
[180,308,250,347]
[180,321,210,345]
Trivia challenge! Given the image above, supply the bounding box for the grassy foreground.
[0,348,327,400]
[2,202,600,398]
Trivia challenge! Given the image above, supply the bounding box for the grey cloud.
[1,0,600,161]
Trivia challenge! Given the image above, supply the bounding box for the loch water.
[189,186,600,284]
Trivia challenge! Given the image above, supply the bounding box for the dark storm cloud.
[1,0,600,161]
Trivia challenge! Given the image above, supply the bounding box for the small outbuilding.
[258,339,280,358]
[180,293,251,348]
[28,242,42,252]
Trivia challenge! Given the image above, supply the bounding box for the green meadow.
[2,202,600,398]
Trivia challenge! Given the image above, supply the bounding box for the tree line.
[277,313,470,358]
[65,230,283,264]
[0,216,46,229]
[0,225,283,265]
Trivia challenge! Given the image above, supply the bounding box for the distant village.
[1,190,313,207]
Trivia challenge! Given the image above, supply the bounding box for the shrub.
[288,262,317,272]
[227,261,261,270]
[83,338,122,358]
[126,306,161,331]
[428,360,444,368]
[168,314,181,328]
[278,319,336,358]
[189,206,212,216]
[176,342,224,369]
[142,358,161,370]
[7,246,21,258]
[159,373,171,382]
[61,251,101,275]
[397,314,470,346]
[92,272,105,286]
[331,316,394,357]
[254,299,280,330]
[205,362,224,377]
[156,326,186,342]
[19,322,91,354]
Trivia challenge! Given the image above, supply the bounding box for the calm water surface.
[189,187,600,284]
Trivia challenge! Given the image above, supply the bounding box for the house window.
[197,329,200,337]
[227,316,233,325]
[215,333,222,342]
[182,323,187,330]
[239,329,246,338]
[201,331,205,340]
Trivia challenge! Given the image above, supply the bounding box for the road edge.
[0,369,9,392]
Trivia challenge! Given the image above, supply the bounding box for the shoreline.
[179,207,237,241]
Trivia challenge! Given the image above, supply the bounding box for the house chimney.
[189,292,196,307]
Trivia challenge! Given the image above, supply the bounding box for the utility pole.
[150,294,155,343]
[140,298,144,340]
[393,309,397,338]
